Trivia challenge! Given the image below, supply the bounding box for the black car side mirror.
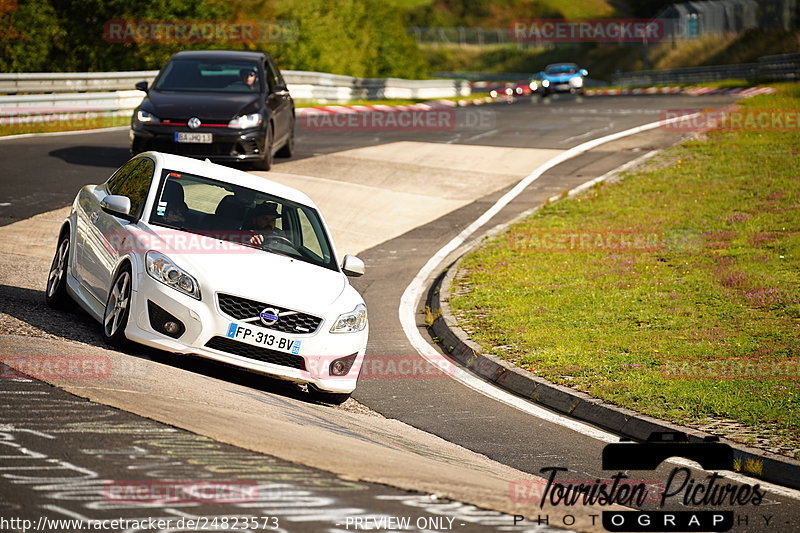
[135,81,148,93]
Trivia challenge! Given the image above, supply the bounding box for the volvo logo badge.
[259,308,279,326]
[187,117,201,129]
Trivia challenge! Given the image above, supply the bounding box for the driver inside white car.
[244,201,285,246]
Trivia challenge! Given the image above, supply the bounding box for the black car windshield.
[153,59,262,93]
[546,65,578,75]
[149,170,338,271]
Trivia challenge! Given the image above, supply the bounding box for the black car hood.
[143,90,261,121]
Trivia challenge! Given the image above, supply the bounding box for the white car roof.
[142,151,317,209]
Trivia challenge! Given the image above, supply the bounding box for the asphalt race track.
[1,94,798,532]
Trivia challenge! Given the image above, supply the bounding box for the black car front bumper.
[131,124,267,163]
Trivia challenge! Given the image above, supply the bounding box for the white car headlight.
[542,79,550,88]
[146,251,200,299]
[529,81,538,91]
[228,113,263,129]
[330,304,367,333]
[136,110,160,123]
[569,76,584,88]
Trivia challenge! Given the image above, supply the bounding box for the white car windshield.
[149,170,337,271]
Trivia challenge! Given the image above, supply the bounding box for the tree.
[0,0,62,72]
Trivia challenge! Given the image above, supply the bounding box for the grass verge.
[449,83,800,458]
[0,115,129,137]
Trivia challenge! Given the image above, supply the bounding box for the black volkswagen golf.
[130,50,294,171]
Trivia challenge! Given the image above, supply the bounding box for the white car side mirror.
[342,254,365,277]
[100,195,132,219]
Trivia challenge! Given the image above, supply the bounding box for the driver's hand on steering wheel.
[250,232,290,247]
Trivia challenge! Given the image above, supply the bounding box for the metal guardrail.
[0,70,471,115]
[612,53,800,86]
[758,52,800,81]
[0,71,159,94]
[285,70,470,101]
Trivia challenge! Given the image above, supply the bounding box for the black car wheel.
[130,137,146,156]
[254,124,274,171]
[45,233,72,309]
[103,265,132,347]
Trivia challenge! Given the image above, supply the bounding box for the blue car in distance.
[536,63,589,96]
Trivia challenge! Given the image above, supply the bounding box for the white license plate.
[225,322,301,354]
[174,132,212,144]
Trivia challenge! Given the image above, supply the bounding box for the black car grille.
[217,293,323,334]
[205,336,306,370]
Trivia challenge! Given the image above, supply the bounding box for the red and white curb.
[295,97,502,117]
[585,86,776,97]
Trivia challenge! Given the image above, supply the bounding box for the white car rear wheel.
[45,233,72,309]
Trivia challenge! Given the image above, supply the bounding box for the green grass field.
[0,115,129,137]
[449,83,800,458]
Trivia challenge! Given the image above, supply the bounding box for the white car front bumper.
[124,273,367,394]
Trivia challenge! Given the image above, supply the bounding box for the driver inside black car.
[236,68,257,90]
[244,202,286,246]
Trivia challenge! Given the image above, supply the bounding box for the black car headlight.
[228,113,263,129]
[136,110,160,124]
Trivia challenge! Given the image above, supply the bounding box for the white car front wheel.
[103,266,132,347]
[307,384,351,405]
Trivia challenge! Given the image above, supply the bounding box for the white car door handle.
[90,212,99,223]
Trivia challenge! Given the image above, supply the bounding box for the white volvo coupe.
[46,152,368,404]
